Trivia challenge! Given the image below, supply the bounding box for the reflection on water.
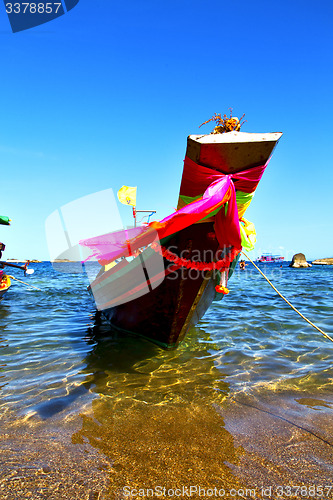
[82,317,230,407]
[201,264,333,395]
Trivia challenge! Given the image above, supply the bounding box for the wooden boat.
[85,128,282,348]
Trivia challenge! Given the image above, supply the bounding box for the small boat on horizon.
[256,254,284,263]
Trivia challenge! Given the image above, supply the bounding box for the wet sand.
[221,392,333,496]
[1,391,332,499]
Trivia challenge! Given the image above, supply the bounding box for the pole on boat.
[133,206,137,227]
[131,208,158,227]
[135,210,157,226]
[117,185,156,227]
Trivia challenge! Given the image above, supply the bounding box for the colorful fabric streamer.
[179,156,268,197]
[80,156,269,265]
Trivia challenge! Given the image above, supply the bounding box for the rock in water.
[312,257,333,265]
[290,253,312,268]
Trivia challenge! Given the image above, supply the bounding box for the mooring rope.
[7,275,42,291]
[242,251,333,344]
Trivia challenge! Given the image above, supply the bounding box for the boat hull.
[100,222,222,348]
[89,131,282,347]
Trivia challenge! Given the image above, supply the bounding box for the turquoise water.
[0,262,332,498]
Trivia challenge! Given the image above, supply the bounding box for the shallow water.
[0,262,332,499]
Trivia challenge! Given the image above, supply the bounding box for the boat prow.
[187,132,283,174]
[86,128,283,348]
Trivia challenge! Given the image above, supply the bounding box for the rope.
[242,251,333,344]
[7,275,42,291]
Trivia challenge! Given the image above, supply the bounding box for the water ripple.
[0,262,332,415]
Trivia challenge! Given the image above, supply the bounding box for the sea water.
[0,263,332,499]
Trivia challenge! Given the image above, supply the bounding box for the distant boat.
[256,254,284,263]
[1,217,34,301]
[0,219,11,300]
[82,124,283,348]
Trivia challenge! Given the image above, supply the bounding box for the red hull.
[100,222,223,348]
[89,131,282,347]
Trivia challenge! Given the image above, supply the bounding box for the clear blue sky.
[1,0,332,261]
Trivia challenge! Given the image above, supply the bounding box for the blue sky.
[1,0,332,261]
